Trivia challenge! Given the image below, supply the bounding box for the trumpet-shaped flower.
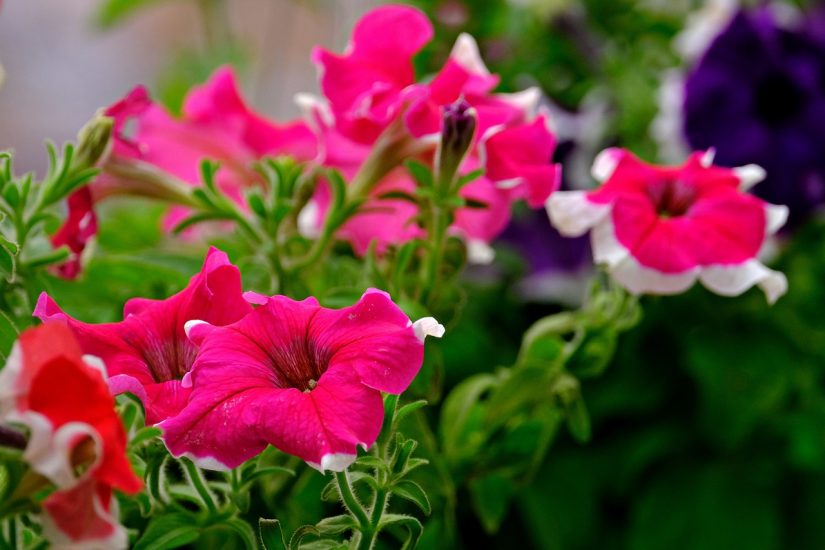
[307,6,560,255]
[546,149,788,303]
[0,323,141,548]
[34,247,252,425]
[161,289,443,471]
[313,5,534,143]
[683,8,825,226]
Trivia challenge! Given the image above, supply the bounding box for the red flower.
[0,323,142,548]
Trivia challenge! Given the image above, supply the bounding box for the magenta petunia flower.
[303,9,561,256]
[160,289,444,471]
[546,149,788,303]
[33,247,252,425]
[312,5,538,144]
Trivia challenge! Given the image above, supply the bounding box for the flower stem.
[181,458,218,515]
[334,470,370,534]
[420,198,450,305]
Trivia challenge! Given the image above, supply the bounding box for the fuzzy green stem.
[420,200,450,304]
[182,459,218,514]
[335,470,370,534]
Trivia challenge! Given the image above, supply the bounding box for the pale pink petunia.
[546,149,788,303]
[34,247,252,425]
[161,289,443,471]
[0,324,142,548]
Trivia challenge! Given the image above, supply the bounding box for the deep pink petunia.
[161,289,444,471]
[0,324,142,548]
[308,7,559,255]
[546,149,788,302]
[312,4,434,143]
[34,247,252,424]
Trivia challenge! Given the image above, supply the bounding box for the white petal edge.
[17,414,104,489]
[82,354,107,380]
[699,260,788,304]
[466,239,496,265]
[0,342,22,417]
[590,217,700,295]
[496,87,542,119]
[184,319,209,339]
[307,452,358,473]
[297,200,322,239]
[734,164,767,190]
[412,317,446,342]
[591,148,622,182]
[450,33,491,76]
[546,191,612,237]
[765,204,789,235]
[700,148,716,167]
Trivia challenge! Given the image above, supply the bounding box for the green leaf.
[129,427,162,449]
[315,515,357,536]
[396,400,428,423]
[378,514,423,550]
[463,198,489,209]
[469,473,514,534]
[404,160,434,188]
[377,190,420,204]
[289,525,321,549]
[564,391,592,443]
[439,373,498,461]
[246,191,268,220]
[259,519,287,550]
[221,518,258,550]
[133,512,202,550]
[244,466,296,485]
[454,168,484,189]
[391,480,431,515]
[0,309,20,359]
[2,184,19,209]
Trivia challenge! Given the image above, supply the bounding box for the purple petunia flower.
[683,7,825,225]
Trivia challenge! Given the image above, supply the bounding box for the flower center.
[754,73,805,127]
[266,338,331,392]
[646,178,697,218]
[126,332,196,383]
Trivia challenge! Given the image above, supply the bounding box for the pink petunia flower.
[0,323,142,548]
[34,247,252,425]
[51,66,318,278]
[306,5,561,255]
[161,289,444,471]
[546,148,788,302]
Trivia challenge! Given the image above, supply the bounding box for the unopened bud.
[436,99,477,187]
[73,112,114,170]
[98,157,197,206]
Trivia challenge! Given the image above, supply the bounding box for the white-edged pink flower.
[160,289,443,472]
[546,148,788,303]
[0,323,142,548]
[34,247,252,425]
